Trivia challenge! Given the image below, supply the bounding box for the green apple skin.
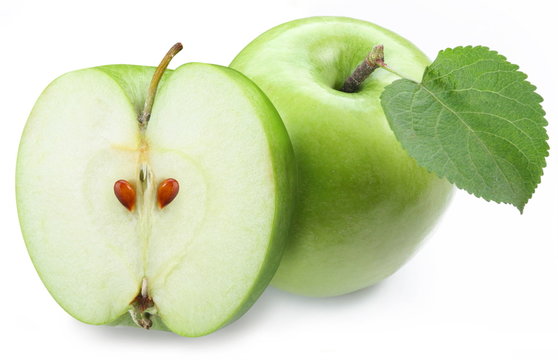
[16,63,296,336]
[231,16,453,297]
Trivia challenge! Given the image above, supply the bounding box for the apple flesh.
[231,17,453,297]
[16,62,295,335]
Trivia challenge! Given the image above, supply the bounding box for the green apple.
[16,44,295,336]
[231,17,453,297]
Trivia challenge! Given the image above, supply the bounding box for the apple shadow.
[76,281,387,346]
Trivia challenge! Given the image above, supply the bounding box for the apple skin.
[231,16,453,297]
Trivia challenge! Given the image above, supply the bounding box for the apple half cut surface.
[16,47,295,337]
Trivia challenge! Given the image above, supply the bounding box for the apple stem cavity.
[340,44,385,93]
[138,42,183,129]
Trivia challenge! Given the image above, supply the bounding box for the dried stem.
[138,42,183,128]
[340,45,385,93]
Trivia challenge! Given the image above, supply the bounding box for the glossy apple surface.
[231,17,453,297]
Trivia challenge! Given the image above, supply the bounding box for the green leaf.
[380,46,548,212]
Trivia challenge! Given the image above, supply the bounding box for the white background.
[1,0,557,358]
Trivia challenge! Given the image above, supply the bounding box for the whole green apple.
[231,17,453,297]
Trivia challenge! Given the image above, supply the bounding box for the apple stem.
[377,63,407,80]
[138,42,183,128]
[340,45,385,93]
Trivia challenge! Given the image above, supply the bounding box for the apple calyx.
[340,44,385,93]
[129,278,156,329]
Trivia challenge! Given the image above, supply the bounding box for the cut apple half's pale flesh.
[16,44,295,337]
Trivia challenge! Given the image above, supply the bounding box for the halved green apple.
[16,44,295,336]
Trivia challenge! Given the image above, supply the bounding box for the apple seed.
[157,178,179,209]
[114,179,136,211]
